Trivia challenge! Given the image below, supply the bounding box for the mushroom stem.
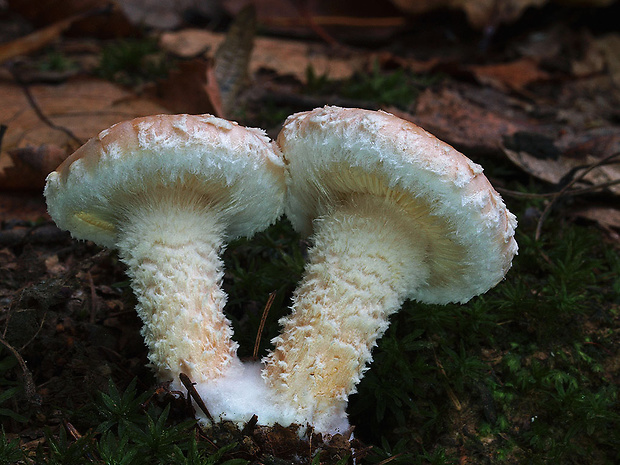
[115,189,240,384]
[263,194,430,433]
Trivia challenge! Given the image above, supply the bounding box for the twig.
[253,291,276,360]
[179,372,213,421]
[535,151,620,240]
[497,178,620,199]
[0,333,41,406]
[374,453,404,465]
[241,414,258,436]
[18,310,46,353]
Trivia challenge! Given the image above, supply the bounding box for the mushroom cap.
[278,106,518,305]
[45,114,286,248]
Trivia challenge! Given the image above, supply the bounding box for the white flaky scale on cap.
[262,106,518,435]
[44,114,286,424]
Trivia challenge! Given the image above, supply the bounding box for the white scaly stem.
[115,189,240,385]
[263,195,431,434]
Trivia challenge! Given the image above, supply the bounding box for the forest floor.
[1,1,619,464]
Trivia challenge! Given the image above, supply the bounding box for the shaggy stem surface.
[115,190,239,385]
[263,195,430,433]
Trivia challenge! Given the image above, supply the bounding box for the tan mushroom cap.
[45,114,286,249]
[278,106,518,305]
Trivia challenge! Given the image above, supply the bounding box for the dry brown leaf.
[503,147,620,196]
[0,77,169,177]
[145,59,223,116]
[0,192,49,221]
[469,58,551,92]
[0,145,66,191]
[571,206,620,230]
[394,86,527,154]
[0,13,84,65]
[160,29,367,84]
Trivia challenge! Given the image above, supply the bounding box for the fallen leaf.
[571,206,620,230]
[160,29,368,84]
[0,192,49,222]
[145,59,222,116]
[0,145,67,190]
[0,12,86,65]
[0,77,169,166]
[393,85,528,155]
[503,141,620,196]
[469,58,551,92]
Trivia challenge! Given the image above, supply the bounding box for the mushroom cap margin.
[44,114,286,249]
[277,106,518,305]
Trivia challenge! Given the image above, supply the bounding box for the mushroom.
[45,114,285,390]
[262,106,518,435]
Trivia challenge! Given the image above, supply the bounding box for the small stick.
[535,151,620,240]
[180,373,213,421]
[0,333,41,406]
[253,291,276,361]
[241,414,258,436]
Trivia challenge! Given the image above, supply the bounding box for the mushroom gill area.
[301,166,468,294]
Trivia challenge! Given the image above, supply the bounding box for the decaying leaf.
[0,145,66,190]
[571,206,620,231]
[469,58,551,92]
[395,85,527,154]
[160,29,368,84]
[0,12,87,65]
[503,133,620,196]
[0,77,169,175]
[146,59,223,116]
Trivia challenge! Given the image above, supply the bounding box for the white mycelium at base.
[115,189,240,384]
[263,195,431,435]
[192,362,300,430]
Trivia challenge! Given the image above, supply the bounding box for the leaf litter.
[0,0,619,463]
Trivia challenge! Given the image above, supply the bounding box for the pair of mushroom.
[44,106,517,436]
